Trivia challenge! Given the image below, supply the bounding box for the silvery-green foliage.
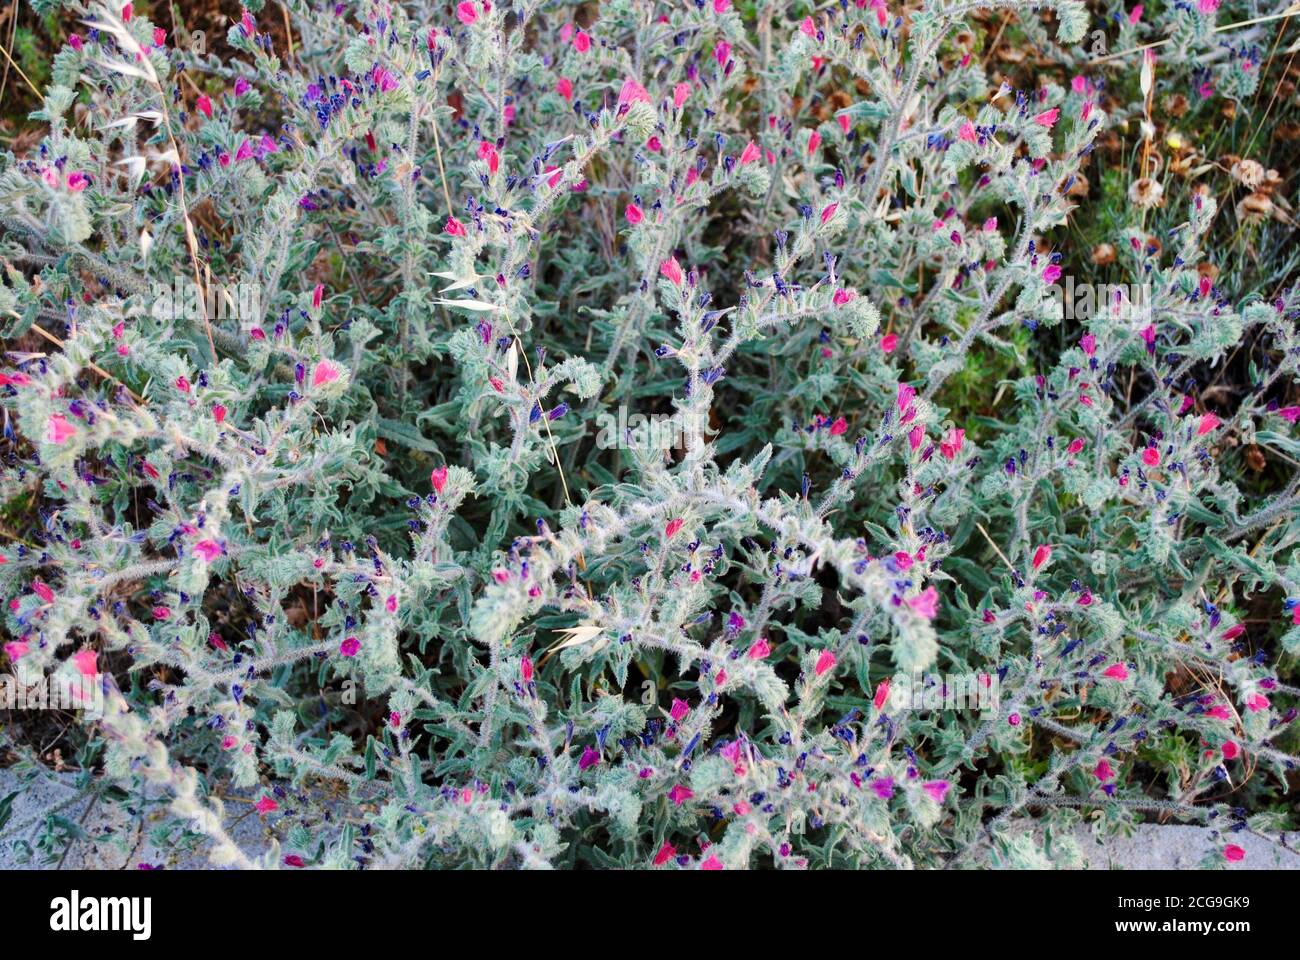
[0,0,1297,870]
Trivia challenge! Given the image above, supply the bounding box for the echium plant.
[0,0,1298,869]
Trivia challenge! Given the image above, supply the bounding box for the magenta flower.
[700,855,723,870]
[653,842,676,865]
[33,580,55,603]
[45,414,75,445]
[1129,4,1144,23]
[1223,844,1245,862]
[1042,264,1062,284]
[939,427,965,461]
[819,202,837,224]
[668,783,693,805]
[807,129,821,155]
[906,587,939,619]
[1067,437,1086,455]
[618,78,651,108]
[456,2,478,24]
[1033,107,1060,129]
[72,649,98,677]
[896,383,916,411]
[255,795,279,814]
[579,745,600,770]
[659,257,684,286]
[625,203,643,224]
[1093,759,1114,781]
[573,29,591,52]
[739,140,760,165]
[874,679,890,710]
[1141,447,1160,467]
[4,641,30,662]
[1197,412,1220,436]
[340,636,360,657]
[1102,662,1129,681]
[311,360,341,388]
[445,216,467,236]
[747,637,770,659]
[880,333,897,354]
[670,698,690,721]
[556,77,573,101]
[673,82,691,108]
[814,649,837,676]
[871,777,894,799]
[715,40,731,66]
[958,121,976,142]
[193,539,223,563]
[922,780,949,803]
[1031,543,1052,571]
[664,517,683,539]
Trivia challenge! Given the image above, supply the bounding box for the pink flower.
[713,0,730,11]
[625,203,643,224]
[152,606,172,620]
[874,679,890,710]
[896,383,916,411]
[714,40,731,66]
[428,465,448,494]
[837,113,850,133]
[311,360,341,388]
[255,795,279,814]
[807,129,821,156]
[193,539,224,563]
[673,82,691,108]
[664,517,683,539]
[922,780,949,803]
[445,216,467,236]
[340,636,360,657]
[235,139,254,162]
[739,140,760,165]
[832,288,855,306]
[747,637,770,659]
[556,77,573,101]
[579,745,600,770]
[907,587,939,619]
[69,34,83,51]
[122,2,133,21]
[386,594,398,614]
[1071,75,1088,94]
[1223,844,1245,862]
[829,417,848,436]
[1093,759,1114,781]
[1031,544,1052,571]
[4,641,29,662]
[819,202,837,224]
[213,403,227,424]
[660,257,684,286]
[1142,447,1160,467]
[940,427,965,461]
[1102,662,1129,681]
[670,698,690,721]
[1197,412,1220,436]
[72,649,98,677]
[800,16,816,36]
[312,283,324,309]
[618,78,651,108]
[668,784,694,805]
[1245,694,1269,713]
[814,649,836,676]
[880,333,898,354]
[1276,406,1300,423]
[284,855,305,868]
[521,656,534,682]
[66,171,88,192]
[45,414,76,445]
[1080,333,1096,356]
[1033,107,1060,129]
[700,855,723,870]
[573,30,591,52]
[871,777,894,799]
[32,580,54,603]
[958,121,976,142]
[653,842,676,865]
[456,2,478,24]
[1221,741,1240,760]
[1042,264,1062,284]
